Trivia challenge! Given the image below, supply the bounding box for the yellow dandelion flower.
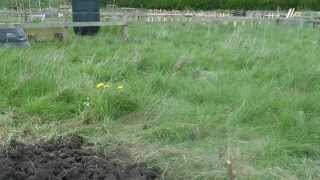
[96,83,105,89]
[103,84,111,89]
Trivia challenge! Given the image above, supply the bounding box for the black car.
[0,27,30,48]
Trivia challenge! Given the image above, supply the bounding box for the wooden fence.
[1,8,319,28]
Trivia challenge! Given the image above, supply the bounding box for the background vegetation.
[115,0,320,10]
[0,0,320,10]
[1,23,320,179]
[0,0,65,9]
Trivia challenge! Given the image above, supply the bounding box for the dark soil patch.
[0,135,161,180]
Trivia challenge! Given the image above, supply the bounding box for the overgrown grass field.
[0,23,320,179]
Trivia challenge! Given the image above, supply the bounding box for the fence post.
[123,16,128,41]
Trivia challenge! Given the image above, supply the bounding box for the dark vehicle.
[231,10,247,17]
[72,0,100,36]
[0,27,30,48]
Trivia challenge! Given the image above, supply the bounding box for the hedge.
[1,0,319,10]
[115,0,320,10]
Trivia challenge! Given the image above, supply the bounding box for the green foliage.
[115,0,320,10]
[1,0,319,10]
[0,0,66,8]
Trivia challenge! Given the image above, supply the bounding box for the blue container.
[72,0,100,35]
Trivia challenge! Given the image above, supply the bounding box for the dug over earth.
[0,135,161,180]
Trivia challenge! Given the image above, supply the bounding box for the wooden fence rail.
[1,9,319,29]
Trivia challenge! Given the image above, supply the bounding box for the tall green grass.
[0,23,320,179]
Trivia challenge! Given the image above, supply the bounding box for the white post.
[28,0,31,12]
[38,0,41,11]
[286,8,292,19]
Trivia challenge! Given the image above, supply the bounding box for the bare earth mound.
[0,135,160,180]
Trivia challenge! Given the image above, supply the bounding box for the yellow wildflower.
[117,85,124,90]
[103,84,111,89]
[96,83,105,89]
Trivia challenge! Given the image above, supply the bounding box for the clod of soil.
[0,135,160,180]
